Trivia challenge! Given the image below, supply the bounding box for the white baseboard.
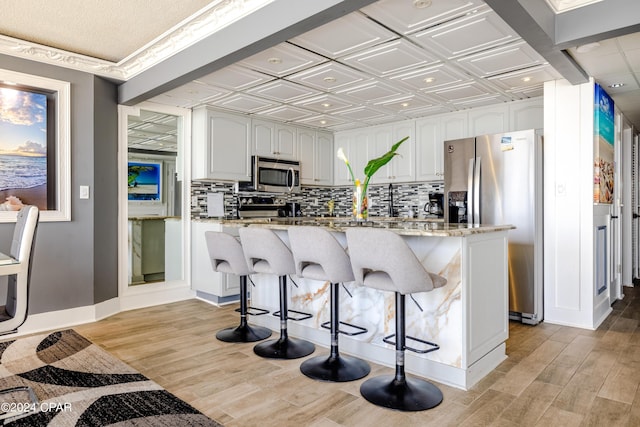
[2,286,196,340]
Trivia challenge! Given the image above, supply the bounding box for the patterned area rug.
[0,329,221,426]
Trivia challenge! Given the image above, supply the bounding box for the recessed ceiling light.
[413,0,432,8]
[401,102,410,108]
[609,83,625,88]
[323,77,337,83]
[320,120,327,125]
[321,103,331,108]
[423,77,436,84]
[267,57,282,64]
[576,42,600,53]
[521,77,532,82]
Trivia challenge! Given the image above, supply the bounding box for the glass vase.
[352,188,368,221]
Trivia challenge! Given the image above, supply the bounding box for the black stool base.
[301,354,370,382]
[216,324,272,343]
[360,374,443,411]
[254,337,315,359]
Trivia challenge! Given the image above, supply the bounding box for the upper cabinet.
[299,129,333,185]
[509,98,544,131]
[334,130,369,186]
[251,119,297,158]
[416,116,443,181]
[192,107,251,181]
[468,104,508,136]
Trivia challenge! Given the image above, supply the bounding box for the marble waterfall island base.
[222,218,513,390]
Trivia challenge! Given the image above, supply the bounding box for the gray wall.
[0,54,119,314]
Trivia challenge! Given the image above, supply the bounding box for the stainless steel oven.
[252,156,300,193]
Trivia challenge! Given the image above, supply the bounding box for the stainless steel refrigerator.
[443,129,543,325]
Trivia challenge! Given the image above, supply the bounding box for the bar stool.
[239,227,315,359]
[346,228,447,411]
[205,231,272,343]
[288,226,370,382]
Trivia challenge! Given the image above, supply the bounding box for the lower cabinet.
[191,221,240,298]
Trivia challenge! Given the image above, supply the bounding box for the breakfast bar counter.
[208,217,513,390]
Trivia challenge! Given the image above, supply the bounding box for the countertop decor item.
[337,136,409,220]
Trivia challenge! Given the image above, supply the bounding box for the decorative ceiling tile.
[196,64,275,91]
[286,62,372,91]
[289,12,397,58]
[388,63,472,92]
[374,93,440,115]
[488,64,563,91]
[294,114,348,128]
[335,80,411,104]
[330,106,388,122]
[429,81,497,103]
[294,94,355,113]
[361,0,485,35]
[209,93,278,113]
[255,105,314,122]
[238,42,327,77]
[340,39,439,77]
[457,41,546,77]
[246,80,321,103]
[410,7,519,59]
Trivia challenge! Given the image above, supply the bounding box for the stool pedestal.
[300,282,370,382]
[216,276,272,343]
[360,294,443,411]
[253,275,315,359]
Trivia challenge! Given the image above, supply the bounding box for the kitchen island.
[208,217,513,390]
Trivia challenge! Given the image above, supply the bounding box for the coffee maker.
[425,193,444,217]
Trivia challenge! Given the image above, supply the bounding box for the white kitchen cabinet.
[416,116,444,181]
[366,122,415,184]
[251,119,297,158]
[192,107,250,181]
[440,111,469,141]
[191,221,240,298]
[334,130,369,185]
[391,121,415,182]
[509,97,543,131]
[300,129,333,185]
[468,104,508,136]
[275,124,297,158]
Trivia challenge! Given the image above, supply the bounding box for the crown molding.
[0,0,274,82]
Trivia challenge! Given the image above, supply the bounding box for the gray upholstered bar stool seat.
[346,228,447,411]
[239,227,315,359]
[205,231,272,343]
[288,226,370,382]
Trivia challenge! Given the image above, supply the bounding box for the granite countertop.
[212,216,514,237]
[128,216,181,220]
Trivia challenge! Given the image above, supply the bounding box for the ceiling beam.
[118,0,377,106]
[554,0,640,48]
[485,0,589,84]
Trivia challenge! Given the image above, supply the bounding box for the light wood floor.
[75,287,640,427]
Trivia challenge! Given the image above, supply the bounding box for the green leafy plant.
[336,136,409,219]
[362,136,408,194]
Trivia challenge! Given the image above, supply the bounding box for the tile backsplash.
[191,180,444,219]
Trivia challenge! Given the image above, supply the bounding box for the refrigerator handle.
[473,157,481,224]
[467,158,474,224]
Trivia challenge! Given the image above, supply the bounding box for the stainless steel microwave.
[251,156,300,193]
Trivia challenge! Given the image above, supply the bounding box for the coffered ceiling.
[148,0,562,132]
[1,0,640,151]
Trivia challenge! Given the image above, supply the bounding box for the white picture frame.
[0,68,70,222]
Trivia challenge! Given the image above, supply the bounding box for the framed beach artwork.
[0,68,70,222]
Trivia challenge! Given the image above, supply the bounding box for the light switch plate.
[79,185,90,199]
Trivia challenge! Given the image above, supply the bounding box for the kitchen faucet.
[388,183,396,217]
